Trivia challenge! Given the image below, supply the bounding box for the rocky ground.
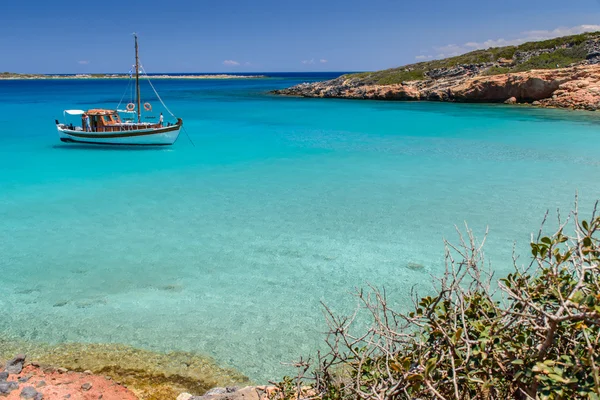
[0,340,254,400]
[176,386,274,400]
[273,63,600,111]
[0,354,283,400]
[0,355,137,400]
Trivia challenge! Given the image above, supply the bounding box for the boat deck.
[58,122,173,133]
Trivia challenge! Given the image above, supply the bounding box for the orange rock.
[275,63,600,110]
[2,365,138,400]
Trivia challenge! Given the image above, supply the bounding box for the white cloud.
[435,44,465,55]
[524,25,600,41]
[415,55,433,61]
[244,62,252,66]
[319,59,328,64]
[77,60,90,65]
[436,52,459,59]
[302,59,315,65]
[428,24,600,60]
[223,60,240,66]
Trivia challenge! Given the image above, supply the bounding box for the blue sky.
[2,0,600,73]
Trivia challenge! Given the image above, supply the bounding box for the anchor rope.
[134,62,194,147]
[183,126,196,147]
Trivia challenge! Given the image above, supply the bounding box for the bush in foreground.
[271,202,600,399]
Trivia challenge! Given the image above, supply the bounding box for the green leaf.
[425,357,437,376]
[582,220,589,230]
[406,373,423,382]
[453,328,463,344]
[548,373,570,384]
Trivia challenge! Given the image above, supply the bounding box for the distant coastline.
[0,72,266,80]
[273,31,600,111]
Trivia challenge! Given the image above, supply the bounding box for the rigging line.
[116,76,133,110]
[139,64,193,147]
[140,65,176,118]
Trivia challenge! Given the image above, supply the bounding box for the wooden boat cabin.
[84,109,122,132]
[79,109,161,132]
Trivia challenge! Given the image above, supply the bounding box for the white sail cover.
[64,109,85,115]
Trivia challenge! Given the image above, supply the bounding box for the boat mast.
[134,33,141,123]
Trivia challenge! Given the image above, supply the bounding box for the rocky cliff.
[273,32,600,110]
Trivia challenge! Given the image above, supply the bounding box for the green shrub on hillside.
[514,45,589,71]
[342,69,426,85]
[272,203,600,399]
[516,32,594,52]
[343,31,600,84]
[483,66,512,76]
[374,69,426,85]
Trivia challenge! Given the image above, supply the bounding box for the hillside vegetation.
[345,31,600,85]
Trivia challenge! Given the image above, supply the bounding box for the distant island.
[0,72,266,80]
[274,31,600,111]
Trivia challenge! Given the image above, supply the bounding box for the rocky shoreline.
[1,354,136,399]
[273,64,600,111]
[0,338,254,400]
[0,353,280,400]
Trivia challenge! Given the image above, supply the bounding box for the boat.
[55,34,183,146]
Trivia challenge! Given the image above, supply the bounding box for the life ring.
[126,103,135,111]
[143,102,152,111]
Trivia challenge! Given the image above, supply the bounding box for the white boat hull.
[56,124,181,146]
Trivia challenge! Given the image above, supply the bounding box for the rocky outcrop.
[178,386,261,400]
[0,359,137,400]
[273,64,600,110]
[178,385,316,400]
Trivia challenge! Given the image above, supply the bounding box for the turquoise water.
[1,75,600,382]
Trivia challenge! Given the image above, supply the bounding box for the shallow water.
[1,74,600,382]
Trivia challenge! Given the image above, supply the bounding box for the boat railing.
[59,120,177,133]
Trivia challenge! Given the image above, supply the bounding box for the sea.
[1,72,600,382]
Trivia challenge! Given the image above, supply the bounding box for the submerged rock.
[406,262,425,271]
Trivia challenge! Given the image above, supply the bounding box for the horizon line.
[4,71,364,75]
